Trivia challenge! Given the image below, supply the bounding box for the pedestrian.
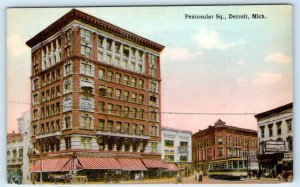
[140,171,144,180]
[199,170,203,182]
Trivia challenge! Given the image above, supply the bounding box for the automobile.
[8,174,22,184]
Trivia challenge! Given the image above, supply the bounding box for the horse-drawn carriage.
[48,173,88,184]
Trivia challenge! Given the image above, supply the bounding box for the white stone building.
[7,111,31,184]
[161,127,192,171]
[255,103,293,176]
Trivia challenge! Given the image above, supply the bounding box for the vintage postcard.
[7,5,293,184]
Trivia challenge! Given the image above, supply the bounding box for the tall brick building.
[192,119,258,176]
[26,9,165,178]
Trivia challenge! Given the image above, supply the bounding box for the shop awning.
[165,163,179,171]
[78,157,122,170]
[141,159,167,169]
[117,158,147,171]
[30,158,70,172]
[61,157,83,171]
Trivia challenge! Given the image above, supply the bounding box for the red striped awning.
[141,159,168,169]
[165,163,179,171]
[30,158,70,172]
[61,157,83,171]
[78,157,122,170]
[117,158,147,171]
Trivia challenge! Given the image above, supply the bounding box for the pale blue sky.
[7,6,293,133]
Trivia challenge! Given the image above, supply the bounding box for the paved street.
[31,174,287,185]
[33,176,285,185]
[88,176,283,184]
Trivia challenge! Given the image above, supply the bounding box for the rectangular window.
[98,52,103,61]
[115,43,120,53]
[139,124,145,134]
[180,156,187,162]
[139,109,144,119]
[276,121,282,135]
[124,107,129,117]
[107,103,113,115]
[132,123,138,134]
[99,69,105,80]
[107,87,113,98]
[139,94,144,104]
[260,126,265,138]
[116,105,122,116]
[99,119,105,130]
[65,64,71,76]
[180,141,188,147]
[81,29,91,43]
[138,64,143,73]
[218,148,223,157]
[116,89,121,100]
[286,119,292,132]
[65,117,71,129]
[131,77,137,87]
[150,142,157,153]
[124,91,129,101]
[138,50,143,61]
[131,93,137,102]
[81,63,92,76]
[139,79,144,89]
[99,102,105,113]
[268,124,273,137]
[106,54,112,64]
[65,137,71,150]
[124,75,129,85]
[81,46,92,57]
[123,60,128,69]
[80,137,91,150]
[81,116,92,129]
[123,122,130,133]
[116,122,122,132]
[130,62,135,71]
[116,73,121,84]
[115,57,120,66]
[98,36,104,48]
[132,108,137,118]
[218,136,223,145]
[106,40,112,50]
[107,121,113,132]
[107,71,113,81]
[164,140,174,147]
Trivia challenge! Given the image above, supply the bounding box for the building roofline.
[161,126,193,134]
[26,8,165,52]
[254,103,293,119]
[193,119,257,137]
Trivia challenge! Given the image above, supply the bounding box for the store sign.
[264,141,285,152]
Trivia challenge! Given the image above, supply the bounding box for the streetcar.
[208,158,248,180]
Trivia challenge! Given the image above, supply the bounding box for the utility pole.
[247,140,250,178]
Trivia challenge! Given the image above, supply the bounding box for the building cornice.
[26,9,165,52]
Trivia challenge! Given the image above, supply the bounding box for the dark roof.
[193,119,257,137]
[255,103,293,119]
[26,9,165,52]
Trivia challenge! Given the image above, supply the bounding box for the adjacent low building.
[7,112,31,184]
[192,119,258,178]
[161,127,192,174]
[255,103,293,178]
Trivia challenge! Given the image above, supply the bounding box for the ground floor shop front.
[29,156,179,183]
